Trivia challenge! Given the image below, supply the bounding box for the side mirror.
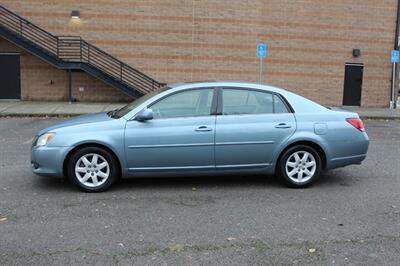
[135,108,153,122]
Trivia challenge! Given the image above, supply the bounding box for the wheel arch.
[274,140,327,173]
[63,143,123,178]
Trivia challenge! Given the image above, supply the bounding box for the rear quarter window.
[273,95,289,113]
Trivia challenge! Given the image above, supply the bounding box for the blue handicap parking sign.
[257,43,266,58]
[392,50,399,63]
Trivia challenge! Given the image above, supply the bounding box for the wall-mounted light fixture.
[71,10,80,19]
[352,48,361,58]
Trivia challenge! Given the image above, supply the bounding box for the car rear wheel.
[278,145,321,188]
[67,147,118,192]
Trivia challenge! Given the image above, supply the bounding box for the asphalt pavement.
[0,118,399,265]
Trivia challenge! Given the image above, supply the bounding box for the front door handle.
[275,123,292,129]
[195,126,213,132]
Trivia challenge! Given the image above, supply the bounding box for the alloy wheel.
[75,153,110,187]
[285,151,317,184]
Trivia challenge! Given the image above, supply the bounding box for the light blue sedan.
[31,82,369,192]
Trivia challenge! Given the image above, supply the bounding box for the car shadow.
[32,170,351,193]
[32,174,282,192]
[113,174,281,191]
[32,175,76,192]
[112,171,349,192]
[317,169,356,187]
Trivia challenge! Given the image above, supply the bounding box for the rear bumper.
[31,146,70,178]
[327,153,367,169]
[326,132,369,169]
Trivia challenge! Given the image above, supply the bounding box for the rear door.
[215,87,296,168]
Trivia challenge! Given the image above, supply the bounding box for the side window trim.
[147,87,218,120]
[218,87,293,115]
[215,87,223,115]
[272,94,276,114]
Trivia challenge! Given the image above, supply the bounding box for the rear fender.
[271,131,331,170]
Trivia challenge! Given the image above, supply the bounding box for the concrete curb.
[0,113,82,118]
[1,101,399,120]
[1,113,399,120]
[360,116,400,120]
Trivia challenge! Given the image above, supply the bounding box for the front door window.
[151,89,214,119]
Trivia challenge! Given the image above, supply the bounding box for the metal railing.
[0,5,163,94]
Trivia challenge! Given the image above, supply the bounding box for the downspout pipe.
[392,0,400,108]
[395,0,400,51]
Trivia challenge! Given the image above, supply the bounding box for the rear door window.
[222,88,288,115]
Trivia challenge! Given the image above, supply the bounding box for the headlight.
[35,133,56,146]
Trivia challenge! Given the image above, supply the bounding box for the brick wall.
[0,0,397,106]
[0,39,130,102]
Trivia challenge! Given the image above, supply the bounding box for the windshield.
[113,87,169,118]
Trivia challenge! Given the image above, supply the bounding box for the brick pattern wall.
[0,0,397,106]
[0,39,130,102]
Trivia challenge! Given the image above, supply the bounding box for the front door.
[0,54,20,99]
[343,64,363,106]
[215,88,296,168]
[125,88,216,171]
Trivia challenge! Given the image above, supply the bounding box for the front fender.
[63,139,127,170]
[47,119,128,174]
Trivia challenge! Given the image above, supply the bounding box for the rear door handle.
[195,126,213,132]
[275,123,292,129]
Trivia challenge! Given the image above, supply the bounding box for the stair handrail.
[0,6,57,40]
[0,5,164,94]
[0,6,58,54]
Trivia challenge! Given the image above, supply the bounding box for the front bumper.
[31,146,71,178]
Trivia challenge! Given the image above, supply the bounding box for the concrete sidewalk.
[0,101,399,119]
[0,101,126,116]
[341,106,400,119]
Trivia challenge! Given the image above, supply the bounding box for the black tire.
[277,145,322,188]
[67,146,119,192]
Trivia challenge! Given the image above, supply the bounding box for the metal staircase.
[0,5,164,99]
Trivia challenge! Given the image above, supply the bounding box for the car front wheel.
[278,145,322,188]
[67,147,118,192]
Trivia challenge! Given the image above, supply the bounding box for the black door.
[343,64,363,106]
[0,54,21,99]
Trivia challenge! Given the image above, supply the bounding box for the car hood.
[37,112,114,135]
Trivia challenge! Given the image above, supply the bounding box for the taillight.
[346,118,365,132]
